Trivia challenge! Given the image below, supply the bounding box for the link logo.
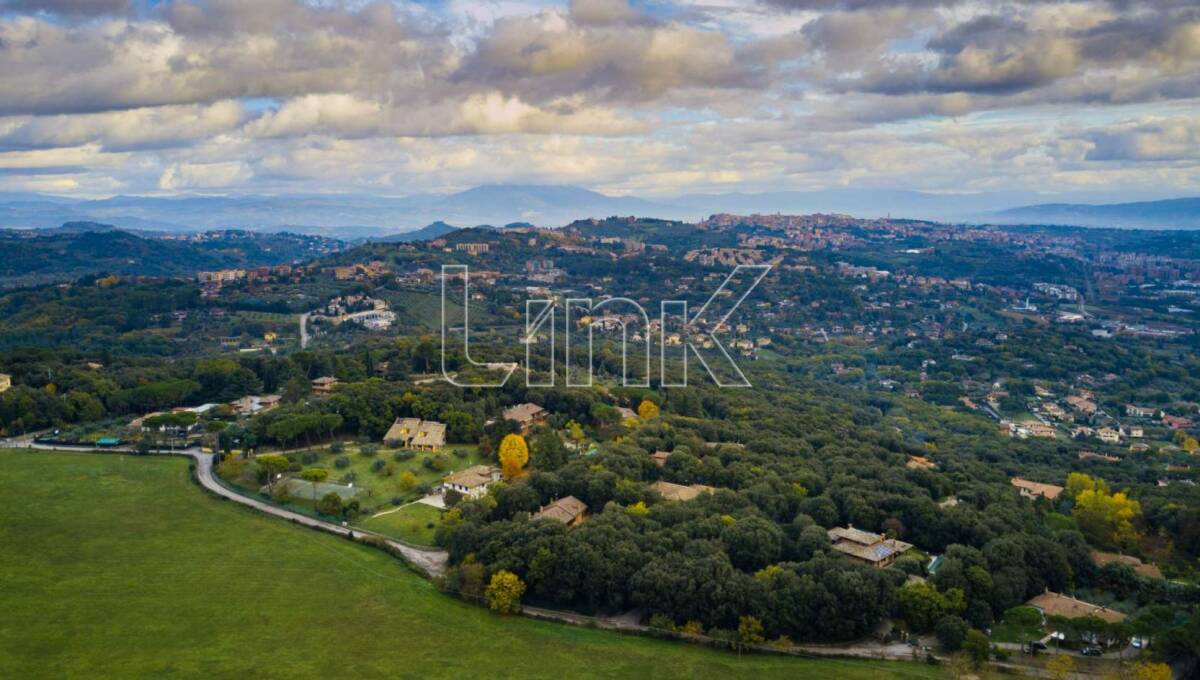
[440,264,770,388]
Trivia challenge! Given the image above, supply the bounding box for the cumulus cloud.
[158,160,252,189]
[0,0,1198,197]
[1080,118,1200,162]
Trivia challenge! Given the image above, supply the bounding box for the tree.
[485,570,525,614]
[566,419,585,448]
[316,491,344,516]
[637,399,660,421]
[1131,661,1172,680]
[281,375,311,404]
[1046,653,1074,680]
[1073,485,1142,548]
[498,433,529,479]
[737,615,765,654]
[897,581,965,632]
[962,629,990,666]
[398,470,418,491]
[256,454,289,491]
[299,467,329,503]
[935,615,969,651]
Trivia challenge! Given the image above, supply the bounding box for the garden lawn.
[0,449,944,680]
[357,501,443,545]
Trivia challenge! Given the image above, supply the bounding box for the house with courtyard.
[826,525,913,569]
[532,496,588,526]
[502,402,548,434]
[442,465,500,500]
[383,418,446,450]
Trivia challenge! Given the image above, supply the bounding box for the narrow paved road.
[190,451,448,577]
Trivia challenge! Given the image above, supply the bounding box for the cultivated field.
[0,449,944,680]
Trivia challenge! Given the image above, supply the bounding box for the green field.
[0,449,943,680]
[357,501,444,545]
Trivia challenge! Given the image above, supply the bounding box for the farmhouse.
[827,526,913,569]
[442,465,500,499]
[1011,477,1064,501]
[0,372,10,393]
[311,376,339,393]
[906,455,936,470]
[383,418,446,450]
[651,480,716,502]
[1026,591,1127,623]
[1091,551,1163,579]
[532,496,588,526]
[502,402,547,433]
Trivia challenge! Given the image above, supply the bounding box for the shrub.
[300,451,319,465]
[329,441,345,454]
[648,614,676,631]
[360,444,378,457]
[334,456,351,469]
[394,451,414,462]
[452,448,469,459]
[287,462,302,472]
[391,496,404,506]
[371,459,386,473]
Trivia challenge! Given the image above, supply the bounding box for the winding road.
[190,451,448,577]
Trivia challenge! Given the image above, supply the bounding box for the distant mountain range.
[0,185,1196,236]
[985,197,1200,230]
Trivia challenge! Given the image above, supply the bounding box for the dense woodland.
[0,217,1199,669]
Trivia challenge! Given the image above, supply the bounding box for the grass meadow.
[0,449,944,680]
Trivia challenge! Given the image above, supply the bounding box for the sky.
[0,0,1197,199]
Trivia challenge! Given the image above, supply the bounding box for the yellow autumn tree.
[1073,485,1141,548]
[1047,654,1074,680]
[484,570,525,614]
[498,433,529,479]
[1131,661,1172,680]
[637,399,660,420]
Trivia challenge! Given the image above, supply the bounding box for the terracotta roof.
[1091,551,1163,579]
[650,450,672,467]
[532,496,587,524]
[1026,591,1127,623]
[444,465,499,490]
[503,402,546,424]
[827,526,913,564]
[1011,477,1065,500]
[651,480,715,502]
[906,455,936,470]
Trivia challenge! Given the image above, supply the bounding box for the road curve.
[13,441,448,577]
[190,451,449,577]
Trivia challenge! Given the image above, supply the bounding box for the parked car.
[1131,637,1145,649]
[1081,646,1103,657]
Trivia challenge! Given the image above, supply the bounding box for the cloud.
[1079,117,1200,162]
[158,160,252,190]
[0,0,1198,199]
[0,101,245,151]
[0,0,129,17]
